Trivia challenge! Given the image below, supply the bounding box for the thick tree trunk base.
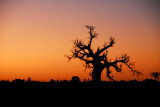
[92,69,102,83]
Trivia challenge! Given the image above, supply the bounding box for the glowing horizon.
[0,0,160,81]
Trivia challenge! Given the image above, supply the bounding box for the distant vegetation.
[151,72,160,81]
[0,76,160,89]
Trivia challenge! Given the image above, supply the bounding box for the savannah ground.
[0,80,159,107]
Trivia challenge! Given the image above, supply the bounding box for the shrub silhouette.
[151,72,160,81]
[72,76,80,82]
[66,26,141,82]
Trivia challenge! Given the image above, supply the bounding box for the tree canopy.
[66,26,141,82]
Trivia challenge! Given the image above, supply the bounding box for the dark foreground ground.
[0,80,160,107]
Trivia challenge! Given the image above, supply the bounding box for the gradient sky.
[0,0,160,81]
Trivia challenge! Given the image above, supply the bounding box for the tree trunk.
[92,65,103,82]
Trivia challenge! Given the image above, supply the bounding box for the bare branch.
[65,54,73,61]
[114,54,130,63]
[85,25,95,31]
[106,54,141,77]
[85,26,98,55]
[73,39,88,50]
[84,63,94,69]
[134,70,142,76]
[106,67,114,81]
[95,37,115,56]
[112,64,122,72]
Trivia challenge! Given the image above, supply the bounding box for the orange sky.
[0,0,160,81]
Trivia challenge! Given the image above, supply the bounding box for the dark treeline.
[0,77,160,107]
[0,77,160,89]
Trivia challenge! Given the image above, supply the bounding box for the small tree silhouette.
[66,26,140,82]
[151,72,160,81]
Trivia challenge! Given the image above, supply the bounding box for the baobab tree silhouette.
[66,26,140,82]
